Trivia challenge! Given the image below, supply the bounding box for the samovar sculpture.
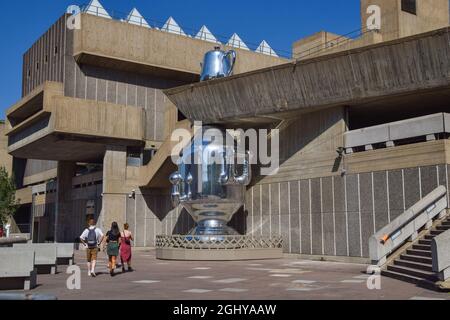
[169,127,251,236]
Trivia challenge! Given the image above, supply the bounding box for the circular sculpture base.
[156,235,283,261]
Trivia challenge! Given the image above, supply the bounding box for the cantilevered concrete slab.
[73,13,288,82]
[6,81,144,162]
[165,28,450,124]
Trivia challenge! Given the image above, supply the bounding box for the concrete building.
[4,5,286,244]
[4,0,450,275]
[293,0,449,59]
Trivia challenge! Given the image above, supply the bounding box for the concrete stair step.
[400,254,432,264]
[430,230,444,236]
[436,225,450,231]
[412,244,431,251]
[406,249,432,257]
[418,239,432,245]
[386,265,438,281]
[424,234,436,240]
[381,270,439,291]
[441,222,450,227]
[394,259,433,272]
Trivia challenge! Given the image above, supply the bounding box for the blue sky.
[0,0,361,118]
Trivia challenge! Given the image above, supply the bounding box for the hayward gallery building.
[4,0,450,282]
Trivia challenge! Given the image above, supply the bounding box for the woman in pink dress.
[120,223,134,272]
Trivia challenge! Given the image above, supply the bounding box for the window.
[401,0,417,15]
[127,147,143,167]
[54,45,58,55]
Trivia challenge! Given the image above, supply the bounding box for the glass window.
[401,0,417,15]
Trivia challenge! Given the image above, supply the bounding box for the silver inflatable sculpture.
[170,127,251,236]
[200,46,236,81]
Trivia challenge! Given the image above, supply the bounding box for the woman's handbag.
[123,231,131,245]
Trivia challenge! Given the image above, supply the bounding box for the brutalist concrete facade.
[5,1,450,262]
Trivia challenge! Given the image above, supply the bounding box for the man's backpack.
[86,228,98,249]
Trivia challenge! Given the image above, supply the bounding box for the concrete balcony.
[164,27,450,125]
[73,13,288,81]
[6,81,144,162]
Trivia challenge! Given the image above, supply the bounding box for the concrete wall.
[0,123,12,174]
[293,0,449,60]
[73,13,288,78]
[64,63,183,142]
[22,15,67,97]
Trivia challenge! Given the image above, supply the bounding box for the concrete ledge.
[432,229,450,281]
[369,186,447,265]
[156,248,283,261]
[283,253,370,265]
[345,113,450,149]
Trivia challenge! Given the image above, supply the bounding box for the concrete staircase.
[381,214,450,288]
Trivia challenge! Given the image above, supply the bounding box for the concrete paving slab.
[8,249,450,300]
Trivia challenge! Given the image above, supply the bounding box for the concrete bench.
[56,243,75,266]
[13,243,57,275]
[0,248,37,290]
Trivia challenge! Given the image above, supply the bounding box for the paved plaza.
[6,249,450,300]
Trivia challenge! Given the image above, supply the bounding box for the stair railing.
[431,229,450,281]
[369,186,448,266]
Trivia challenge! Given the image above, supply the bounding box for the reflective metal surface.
[170,127,251,236]
[200,46,237,81]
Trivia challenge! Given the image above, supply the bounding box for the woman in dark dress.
[103,222,121,277]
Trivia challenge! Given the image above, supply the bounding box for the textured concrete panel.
[333,176,347,256]
[322,177,335,256]
[270,184,280,236]
[117,82,127,106]
[311,178,322,255]
[346,174,361,257]
[280,182,290,252]
[75,65,85,99]
[127,82,137,107]
[252,185,262,236]
[136,85,146,109]
[96,72,107,103]
[86,75,97,101]
[438,164,447,189]
[359,173,374,258]
[135,194,146,247]
[245,189,253,236]
[421,166,438,198]
[404,167,421,209]
[300,180,311,254]
[126,197,136,238]
[373,171,389,232]
[261,184,271,237]
[388,170,404,221]
[289,181,300,254]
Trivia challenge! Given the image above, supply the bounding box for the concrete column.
[55,161,76,242]
[100,146,128,232]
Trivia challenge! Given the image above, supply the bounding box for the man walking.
[80,219,104,277]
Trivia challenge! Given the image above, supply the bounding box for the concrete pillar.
[55,161,76,242]
[100,146,128,232]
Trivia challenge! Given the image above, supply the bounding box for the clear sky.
[0,0,361,118]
